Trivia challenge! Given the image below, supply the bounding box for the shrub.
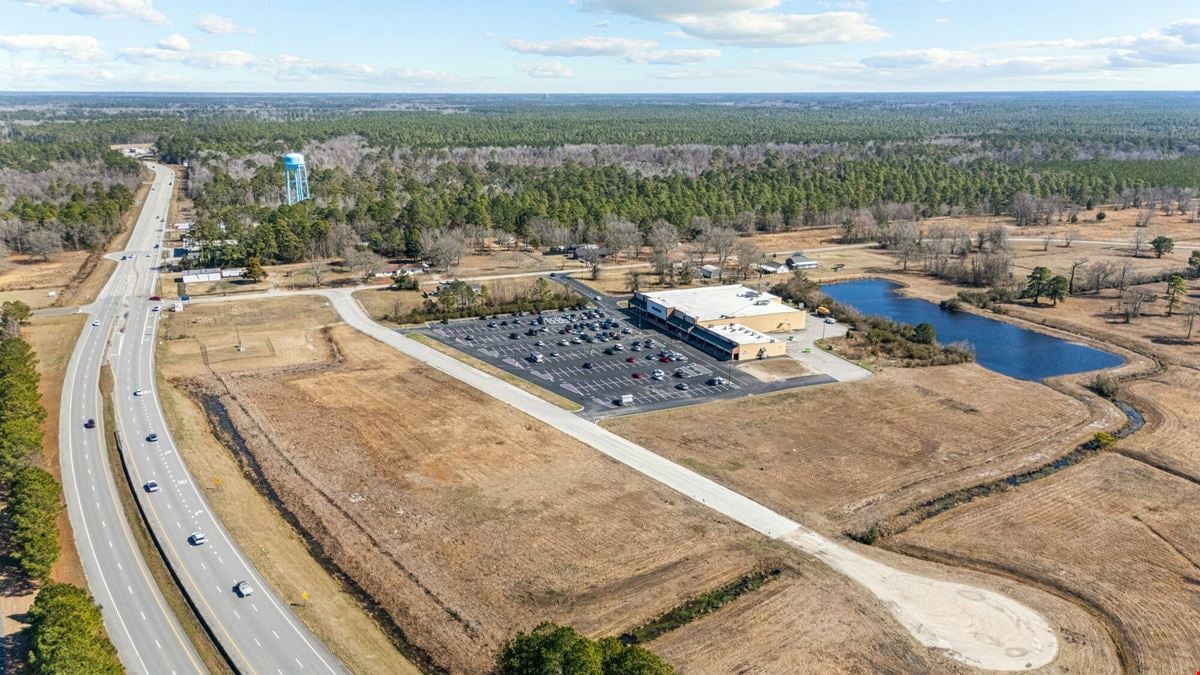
[28,583,122,674]
[1091,431,1118,449]
[497,623,672,675]
[1088,374,1120,400]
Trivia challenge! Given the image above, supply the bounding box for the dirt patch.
[603,364,1107,537]
[737,357,811,382]
[896,453,1200,673]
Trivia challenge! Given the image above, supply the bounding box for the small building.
[630,284,806,361]
[757,261,789,275]
[700,264,723,279]
[786,252,819,270]
[571,244,610,260]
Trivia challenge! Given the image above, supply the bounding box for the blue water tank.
[283,152,306,169]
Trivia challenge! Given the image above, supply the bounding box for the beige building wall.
[732,340,787,360]
[701,310,805,333]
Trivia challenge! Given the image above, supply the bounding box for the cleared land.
[896,453,1200,673]
[158,296,415,675]
[1120,367,1200,481]
[604,364,1114,537]
[0,252,91,309]
[158,296,1040,673]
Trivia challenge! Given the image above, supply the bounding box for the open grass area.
[896,452,1200,673]
[603,364,1113,538]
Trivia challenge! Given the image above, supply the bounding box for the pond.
[819,279,1124,381]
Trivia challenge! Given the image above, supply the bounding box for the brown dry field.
[21,313,89,587]
[737,356,811,381]
[159,297,414,675]
[0,252,91,309]
[603,364,1119,537]
[1119,367,1200,481]
[155,297,1068,673]
[896,452,1200,673]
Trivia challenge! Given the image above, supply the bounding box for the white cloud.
[935,17,951,25]
[583,0,887,47]
[117,40,463,86]
[508,35,656,57]
[516,61,574,78]
[194,14,256,35]
[156,33,189,51]
[0,34,105,61]
[627,48,721,64]
[0,58,115,88]
[22,0,166,23]
[993,19,1200,69]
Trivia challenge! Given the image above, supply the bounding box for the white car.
[151,306,161,312]
[133,389,144,396]
[235,581,253,597]
[143,480,159,493]
[188,532,207,546]
[824,317,837,324]
[91,319,101,327]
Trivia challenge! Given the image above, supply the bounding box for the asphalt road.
[60,164,206,674]
[63,163,344,674]
[322,287,1059,672]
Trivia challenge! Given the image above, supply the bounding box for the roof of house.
[640,284,797,322]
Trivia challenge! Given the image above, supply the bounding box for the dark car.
[83,418,96,429]
[631,372,644,379]
[148,295,162,301]
[509,332,520,339]
[582,362,594,369]
[625,356,636,363]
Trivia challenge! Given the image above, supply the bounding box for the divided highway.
[61,163,343,674]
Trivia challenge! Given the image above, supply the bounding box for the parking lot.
[412,295,833,417]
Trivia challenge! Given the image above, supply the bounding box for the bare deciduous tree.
[734,239,762,280]
[26,230,62,262]
[1132,230,1149,258]
[604,219,642,260]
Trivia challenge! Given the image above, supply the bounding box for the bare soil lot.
[604,364,1110,537]
[194,322,785,672]
[896,453,1200,674]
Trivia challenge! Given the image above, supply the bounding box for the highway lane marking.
[254,638,261,647]
[233,610,240,619]
[272,631,280,640]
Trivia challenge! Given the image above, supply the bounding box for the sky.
[1,0,1199,92]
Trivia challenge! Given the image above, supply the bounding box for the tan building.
[631,284,804,361]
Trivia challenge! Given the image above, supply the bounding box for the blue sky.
[2,0,1198,92]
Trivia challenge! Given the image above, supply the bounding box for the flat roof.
[706,322,777,345]
[640,284,797,322]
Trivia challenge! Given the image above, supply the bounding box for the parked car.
[631,372,644,379]
[143,480,159,493]
[625,356,637,363]
[707,377,728,386]
[676,382,690,390]
[824,317,837,324]
[188,532,207,546]
[582,362,593,369]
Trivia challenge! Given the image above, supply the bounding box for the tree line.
[0,301,122,672]
[2,182,136,257]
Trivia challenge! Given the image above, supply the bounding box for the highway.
[60,164,206,674]
[62,163,344,674]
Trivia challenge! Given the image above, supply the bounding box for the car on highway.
[133,389,145,396]
[143,480,159,493]
[91,319,101,327]
[235,581,254,598]
[146,433,159,442]
[84,418,96,429]
[149,295,162,301]
[151,305,161,312]
[188,532,207,546]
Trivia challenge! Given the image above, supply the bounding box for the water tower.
[283,152,309,205]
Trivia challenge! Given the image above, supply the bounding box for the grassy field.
[603,364,1112,538]
[1120,367,1200,481]
[158,297,414,675]
[351,287,425,324]
[896,452,1200,673]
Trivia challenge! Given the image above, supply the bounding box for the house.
[757,261,790,275]
[700,264,723,279]
[785,252,819,270]
[571,244,610,260]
